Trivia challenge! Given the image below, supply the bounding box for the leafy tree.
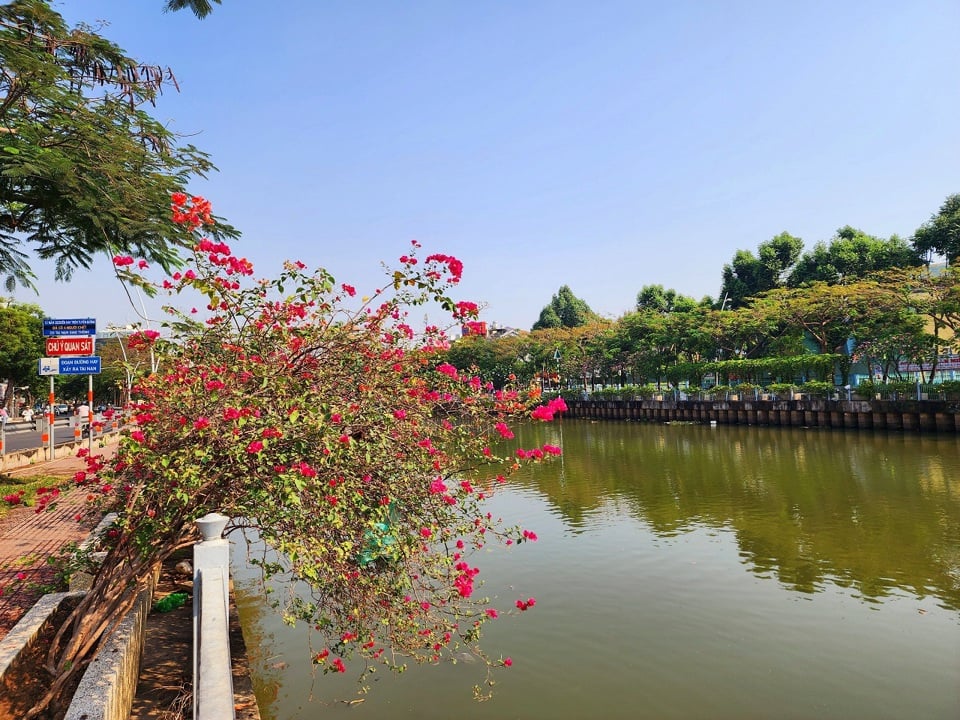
[0,1,237,291]
[787,227,921,286]
[718,232,803,308]
[532,285,597,330]
[164,0,222,18]
[0,298,43,408]
[635,284,698,314]
[913,193,960,265]
[878,265,960,376]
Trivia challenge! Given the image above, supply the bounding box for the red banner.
[45,336,94,356]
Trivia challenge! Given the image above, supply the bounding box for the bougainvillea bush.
[28,195,563,716]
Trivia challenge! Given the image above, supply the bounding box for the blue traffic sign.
[43,317,96,337]
[59,356,101,374]
[39,356,102,375]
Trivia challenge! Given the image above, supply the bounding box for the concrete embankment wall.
[565,398,960,432]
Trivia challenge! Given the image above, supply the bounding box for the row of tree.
[450,264,960,390]
[532,194,960,329]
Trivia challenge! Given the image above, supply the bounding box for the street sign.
[60,356,101,374]
[42,317,96,337]
[38,356,102,375]
[45,336,95,356]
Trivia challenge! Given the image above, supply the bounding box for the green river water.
[233,420,960,719]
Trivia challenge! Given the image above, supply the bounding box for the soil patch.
[0,595,83,720]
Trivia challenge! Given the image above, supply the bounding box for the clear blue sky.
[16,0,960,331]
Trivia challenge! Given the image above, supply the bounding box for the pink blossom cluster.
[531,396,568,421]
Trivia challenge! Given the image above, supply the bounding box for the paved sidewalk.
[0,441,118,640]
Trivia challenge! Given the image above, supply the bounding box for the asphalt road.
[1,418,106,454]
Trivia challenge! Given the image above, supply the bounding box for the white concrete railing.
[192,513,236,720]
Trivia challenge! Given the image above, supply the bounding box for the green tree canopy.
[532,285,597,330]
[718,232,803,309]
[635,284,698,314]
[0,298,43,406]
[0,0,237,291]
[164,0,222,18]
[913,193,960,265]
[787,226,921,286]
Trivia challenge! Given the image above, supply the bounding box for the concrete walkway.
[0,441,118,640]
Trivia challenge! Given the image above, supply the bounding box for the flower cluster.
[70,192,565,699]
[2,490,25,506]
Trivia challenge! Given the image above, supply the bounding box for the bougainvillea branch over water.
[27,195,563,716]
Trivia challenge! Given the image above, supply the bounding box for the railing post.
[193,512,235,720]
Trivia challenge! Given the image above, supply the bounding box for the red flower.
[193,417,210,430]
[246,440,264,454]
[453,300,479,318]
[435,363,458,379]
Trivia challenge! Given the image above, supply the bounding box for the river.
[233,420,960,719]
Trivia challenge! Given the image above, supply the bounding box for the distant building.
[459,321,522,339]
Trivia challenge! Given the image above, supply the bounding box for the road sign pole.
[47,376,55,459]
[88,375,94,453]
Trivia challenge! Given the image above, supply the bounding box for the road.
[1,418,116,454]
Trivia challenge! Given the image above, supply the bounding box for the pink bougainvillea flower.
[495,422,514,439]
[523,529,538,541]
[453,300,479,318]
[393,409,407,420]
[503,657,513,667]
[531,405,555,421]
[435,362,458,379]
[112,255,134,266]
[193,417,210,430]
[297,462,317,478]
[246,440,264,454]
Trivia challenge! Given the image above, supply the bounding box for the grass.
[0,474,67,519]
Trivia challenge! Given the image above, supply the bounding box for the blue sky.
[16,0,960,331]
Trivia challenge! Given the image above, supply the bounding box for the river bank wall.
[565,398,960,432]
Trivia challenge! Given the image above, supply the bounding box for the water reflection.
[238,421,960,720]
[510,420,960,609]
